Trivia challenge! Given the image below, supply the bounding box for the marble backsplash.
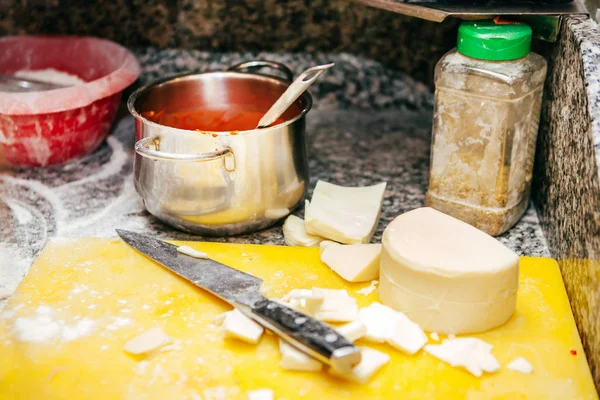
[0,0,459,84]
[533,16,600,387]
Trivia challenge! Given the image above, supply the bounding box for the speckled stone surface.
[0,0,458,85]
[532,17,600,387]
[0,50,549,307]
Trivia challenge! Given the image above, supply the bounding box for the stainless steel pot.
[128,61,311,236]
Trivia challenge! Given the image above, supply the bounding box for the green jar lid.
[457,20,532,61]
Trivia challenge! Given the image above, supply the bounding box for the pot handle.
[228,60,294,82]
[135,137,236,171]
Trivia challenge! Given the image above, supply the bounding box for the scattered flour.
[13,69,85,87]
[5,200,33,225]
[0,243,33,306]
[203,386,229,400]
[11,305,95,343]
[106,316,132,331]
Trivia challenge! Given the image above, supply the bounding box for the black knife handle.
[251,298,361,371]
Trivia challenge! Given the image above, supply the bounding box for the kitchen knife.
[116,229,362,371]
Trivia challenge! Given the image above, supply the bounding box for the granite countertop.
[571,17,600,181]
[0,50,550,304]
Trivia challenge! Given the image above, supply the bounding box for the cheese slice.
[213,312,228,325]
[380,207,519,334]
[336,320,367,342]
[247,388,274,400]
[312,288,359,322]
[320,242,381,282]
[358,302,397,342]
[282,214,325,247]
[319,240,337,256]
[358,302,427,354]
[424,337,500,377]
[222,309,264,344]
[386,313,428,355]
[330,347,390,384]
[123,327,172,355]
[279,340,322,371]
[304,181,387,244]
[281,289,324,316]
[506,357,534,374]
[176,245,209,259]
[356,280,378,296]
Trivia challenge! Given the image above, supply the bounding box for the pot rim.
[127,69,312,137]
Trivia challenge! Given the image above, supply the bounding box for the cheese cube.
[356,280,379,296]
[506,357,534,374]
[305,181,387,244]
[177,245,209,259]
[279,340,322,371]
[283,214,325,247]
[424,337,500,377]
[358,302,398,342]
[386,313,428,355]
[247,389,274,400]
[330,347,390,384]
[123,327,172,355]
[337,320,367,342]
[281,289,324,316]
[312,288,359,322]
[222,309,264,344]
[320,242,381,282]
[358,302,427,354]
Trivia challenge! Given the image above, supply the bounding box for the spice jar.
[426,20,547,236]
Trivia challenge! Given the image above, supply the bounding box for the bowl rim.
[0,35,141,116]
[127,70,313,136]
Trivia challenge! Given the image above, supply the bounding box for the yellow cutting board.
[0,238,597,400]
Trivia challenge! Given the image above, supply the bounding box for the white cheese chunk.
[387,313,428,355]
[247,388,274,400]
[424,337,500,377]
[356,280,379,296]
[429,332,440,341]
[305,181,387,244]
[506,357,534,374]
[319,240,337,255]
[312,288,359,322]
[337,320,367,342]
[380,207,520,334]
[281,289,324,316]
[330,347,390,384]
[177,245,209,259]
[358,302,427,354]
[279,340,322,371]
[222,309,264,344]
[213,312,229,325]
[124,327,172,355]
[320,242,382,282]
[359,302,397,342]
[283,214,325,247]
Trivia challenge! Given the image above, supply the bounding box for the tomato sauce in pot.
[142,108,285,132]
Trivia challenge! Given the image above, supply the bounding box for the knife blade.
[116,229,361,371]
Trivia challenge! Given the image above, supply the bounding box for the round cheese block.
[379,207,519,334]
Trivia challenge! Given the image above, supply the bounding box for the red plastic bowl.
[0,36,141,167]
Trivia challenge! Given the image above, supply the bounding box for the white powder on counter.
[13,68,86,86]
[0,243,31,307]
[10,304,96,343]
